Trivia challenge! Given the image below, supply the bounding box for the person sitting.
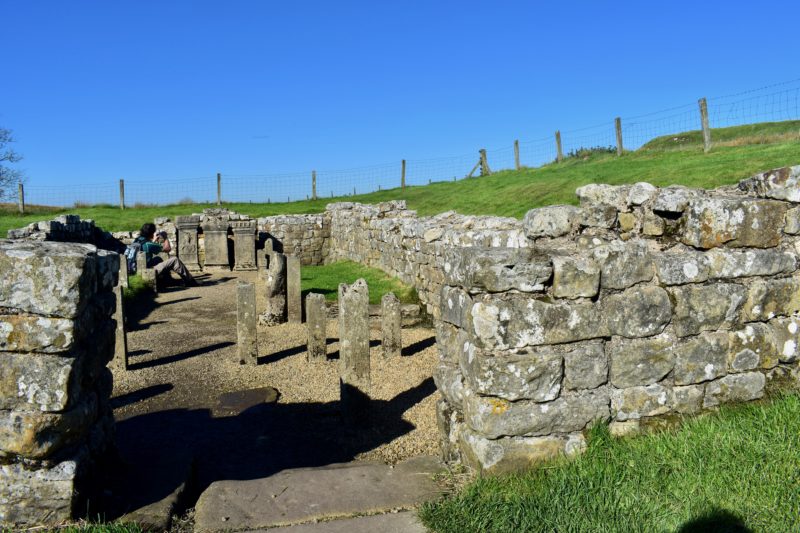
[134,223,199,287]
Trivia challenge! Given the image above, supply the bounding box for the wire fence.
[13,77,800,208]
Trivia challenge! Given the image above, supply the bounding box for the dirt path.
[107,271,441,521]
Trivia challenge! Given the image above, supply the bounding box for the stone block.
[0,315,79,354]
[232,220,257,271]
[522,206,580,238]
[611,384,672,421]
[703,372,765,408]
[669,283,746,337]
[443,247,551,292]
[580,204,618,229]
[681,197,786,249]
[201,216,230,270]
[673,332,728,385]
[771,315,800,363]
[652,186,697,213]
[381,293,402,359]
[440,286,473,328]
[306,293,327,362]
[0,240,97,319]
[654,250,710,285]
[618,212,637,232]
[338,279,370,426]
[461,349,562,402]
[673,385,704,414]
[603,286,672,338]
[576,184,629,211]
[551,255,600,299]
[286,256,302,324]
[434,362,466,408]
[628,182,657,205]
[261,252,287,325]
[0,352,81,412]
[741,276,800,321]
[463,389,610,439]
[592,240,654,290]
[738,164,800,201]
[563,343,608,390]
[458,427,571,475]
[95,250,119,292]
[642,213,665,236]
[706,248,796,279]
[236,282,258,365]
[728,323,779,372]
[784,206,800,235]
[608,333,675,388]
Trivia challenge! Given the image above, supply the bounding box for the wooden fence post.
[216,172,222,205]
[479,149,492,176]
[17,183,24,214]
[699,97,711,153]
[401,159,406,190]
[312,170,317,200]
[119,179,125,210]
[615,117,623,157]
[555,131,564,162]
[514,140,521,170]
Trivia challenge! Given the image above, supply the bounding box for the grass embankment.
[301,260,417,304]
[2,121,799,236]
[420,392,800,533]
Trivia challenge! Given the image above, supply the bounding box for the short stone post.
[175,215,201,271]
[381,292,402,358]
[119,251,129,288]
[137,251,157,293]
[201,213,231,271]
[306,293,327,362]
[260,251,287,325]
[111,285,128,371]
[287,255,302,323]
[338,279,370,425]
[232,219,257,271]
[237,281,258,365]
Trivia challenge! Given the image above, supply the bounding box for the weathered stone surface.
[201,219,231,270]
[434,321,462,365]
[592,240,654,290]
[551,256,600,299]
[681,197,787,249]
[236,282,258,365]
[669,283,746,337]
[563,343,608,390]
[673,332,728,385]
[440,286,473,328]
[611,384,672,421]
[603,286,672,338]
[642,212,665,236]
[0,315,78,354]
[0,352,80,412]
[728,323,779,371]
[608,333,675,388]
[706,248,796,279]
[580,204,618,229]
[673,385,704,414]
[0,394,97,458]
[461,350,562,402]
[771,316,800,363]
[458,427,572,475]
[434,362,466,408]
[338,279,370,425]
[95,250,119,292]
[286,256,302,324]
[381,293,402,359]
[628,182,657,205]
[232,220,257,271]
[261,252,287,325]
[306,293,327,362]
[703,372,765,408]
[175,215,200,270]
[618,212,637,232]
[0,240,97,319]
[111,285,127,373]
[785,206,800,235]
[523,206,580,238]
[576,184,629,211]
[741,276,800,321]
[653,186,697,213]
[443,247,551,292]
[738,164,800,202]
[654,250,710,285]
[464,389,610,439]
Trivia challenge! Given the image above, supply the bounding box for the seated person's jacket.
[134,236,163,268]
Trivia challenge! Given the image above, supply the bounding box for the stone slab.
[254,512,427,533]
[194,456,443,532]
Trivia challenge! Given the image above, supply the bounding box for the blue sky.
[2,1,799,204]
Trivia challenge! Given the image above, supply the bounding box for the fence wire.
[14,78,800,208]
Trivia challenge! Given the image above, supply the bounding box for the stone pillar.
[0,241,117,528]
[286,255,302,324]
[338,279,370,425]
[175,215,201,271]
[232,220,257,271]
[201,214,230,271]
[381,292,402,358]
[111,285,128,372]
[306,293,327,362]
[237,281,258,365]
[119,252,129,288]
[260,252,287,325]
[137,251,157,293]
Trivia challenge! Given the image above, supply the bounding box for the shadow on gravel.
[105,376,437,520]
[127,341,235,371]
[402,336,436,357]
[110,383,174,409]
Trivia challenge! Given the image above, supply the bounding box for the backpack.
[124,240,143,274]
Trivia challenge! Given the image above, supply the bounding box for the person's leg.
[160,257,197,285]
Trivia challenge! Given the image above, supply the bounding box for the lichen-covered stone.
[551,255,600,299]
[440,286,473,328]
[463,389,610,439]
[628,182,657,206]
[642,213,665,236]
[785,206,800,235]
[458,427,571,475]
[611,384,672,421]
[703,372,765,408]
[523,206,580,238]
[741,276,800,321]
[705,249,796,279]
[654,250,710,285]
[681,197,787,249]
[771,315,800,363]
[738,164,800,202]
[728,323,779,371]
[592,240,654,290]
[433,362,466,408]
[443,248,552,292]
[580,204,618,229]
[563,343,608,390]
[669,283,746,337]
[603,286,672,338]
[673,385,704,414]
[608,333,675,388]
[673,332,728,385]
[0,353,80,412]
[461,350,562,402]
[576,184,630,211]
[0,315,79,354]
[617,212,637,232]
[653,186,697,213]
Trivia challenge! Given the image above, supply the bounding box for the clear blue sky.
[2,0,799,200]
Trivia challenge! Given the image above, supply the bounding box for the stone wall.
[0,240,118,527]
[257,214,330,266]
[435,164,800,474]
[8,215,125,253]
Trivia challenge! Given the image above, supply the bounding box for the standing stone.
[339,279,370,425]
[381,292,402,358]
[261,252,287,325]
[286,255,302,324]
[175,215,201,271]
[118,252,129,289]
[306,293,327,362]
[201,214,230,271]
[136,251,157,293]
[236,282,258,365]
[232,220,257,271]
[110,285,127,372]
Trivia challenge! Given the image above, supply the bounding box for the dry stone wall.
[436,164,800,474]
[257,214,330,266]
[0,240,118,527]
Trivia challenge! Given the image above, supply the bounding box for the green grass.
[21,522,144,533]
[301,260,417,305]
[122,273,150,302]
[420,392,800,533]
[3,120,800,236]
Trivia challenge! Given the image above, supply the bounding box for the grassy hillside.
[2,120,799,236]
